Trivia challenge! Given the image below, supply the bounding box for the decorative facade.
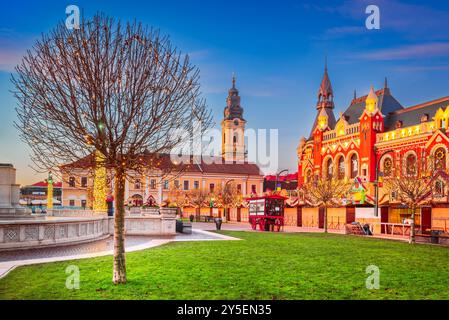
[297,64,449,231]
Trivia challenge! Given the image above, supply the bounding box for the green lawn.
[1,232,449,300]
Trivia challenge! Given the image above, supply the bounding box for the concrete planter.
[160,207,178,216]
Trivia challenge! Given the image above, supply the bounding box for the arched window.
[305,169,312,183]
[233,134,238,144]
[406,153,417,176]
[337,156,345,180]
[350,154,359,178]
[383,157,393,177]
[326,158,333,178]
[434,147,446,171]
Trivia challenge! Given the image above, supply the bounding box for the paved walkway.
[0,229,239,279]
[193,221,347,234]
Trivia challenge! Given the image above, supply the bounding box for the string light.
[93,150,108,211]
[47,172,54,209]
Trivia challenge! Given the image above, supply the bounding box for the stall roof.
[245,195,288,201]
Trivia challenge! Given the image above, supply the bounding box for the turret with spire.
[317,59,335,110]
[365,85,379,113]
[224,74,244,121]
[310,60,337,137]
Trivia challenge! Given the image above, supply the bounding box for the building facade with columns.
[60,78,264,218]
[297,64,449,232]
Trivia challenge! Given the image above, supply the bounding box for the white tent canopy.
[30,199,61,205]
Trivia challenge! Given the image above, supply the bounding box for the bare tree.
[166,184,189,211]
[301,176,351,233]
[215,182,241,221]
[12,14,213,284]
[384,154,448,244]
[188,187,210,220]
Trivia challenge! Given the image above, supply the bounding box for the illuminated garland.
[47,172,54,209]
[93,150,108,211]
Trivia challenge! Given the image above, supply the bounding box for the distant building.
[297,63,449,232]
[20,181,62,205]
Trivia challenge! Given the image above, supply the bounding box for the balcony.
[322,123,360,142]
[377,122,435,143]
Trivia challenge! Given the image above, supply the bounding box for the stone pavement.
[193,221,347,234]
[0,229,240,279]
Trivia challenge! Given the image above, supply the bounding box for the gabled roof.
[384,96,449,130]
[343,88,404,125]
[30,181,63,188]
[61,153,262,176]
[265,173,298,182]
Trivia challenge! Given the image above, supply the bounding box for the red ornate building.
[297,64,449,232]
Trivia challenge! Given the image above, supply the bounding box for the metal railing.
[378,222,411,236]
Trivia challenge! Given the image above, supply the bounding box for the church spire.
[310,61,337,137]
[317,60,334,109]
[224,75,244,121]
[383,77,390,95]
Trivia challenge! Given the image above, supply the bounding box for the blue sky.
[1,0,449,184]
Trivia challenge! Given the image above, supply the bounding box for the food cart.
[246,195,287,232]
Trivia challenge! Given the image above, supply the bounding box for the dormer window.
[395,121,403,129]
[421,114,429,123]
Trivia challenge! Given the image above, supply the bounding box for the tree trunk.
[324,206,328,234]
[196,207,200,221]
[113,167,127,284]
[410,206,416,244]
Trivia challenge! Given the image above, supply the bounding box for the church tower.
[311,62,337,173]
[222,75,246,162]
[359,85,384,182]
[310,61,337,138]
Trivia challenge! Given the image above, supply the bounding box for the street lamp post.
[374,148,394,217]
[275,169,289,192]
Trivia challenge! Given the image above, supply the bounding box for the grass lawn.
[1,231,449,300]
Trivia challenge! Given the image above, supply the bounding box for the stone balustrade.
[0,207,177,251]
[0,216,110,250]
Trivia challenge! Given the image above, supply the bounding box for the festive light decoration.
[93,150,108,211]
[47,172,54,209]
